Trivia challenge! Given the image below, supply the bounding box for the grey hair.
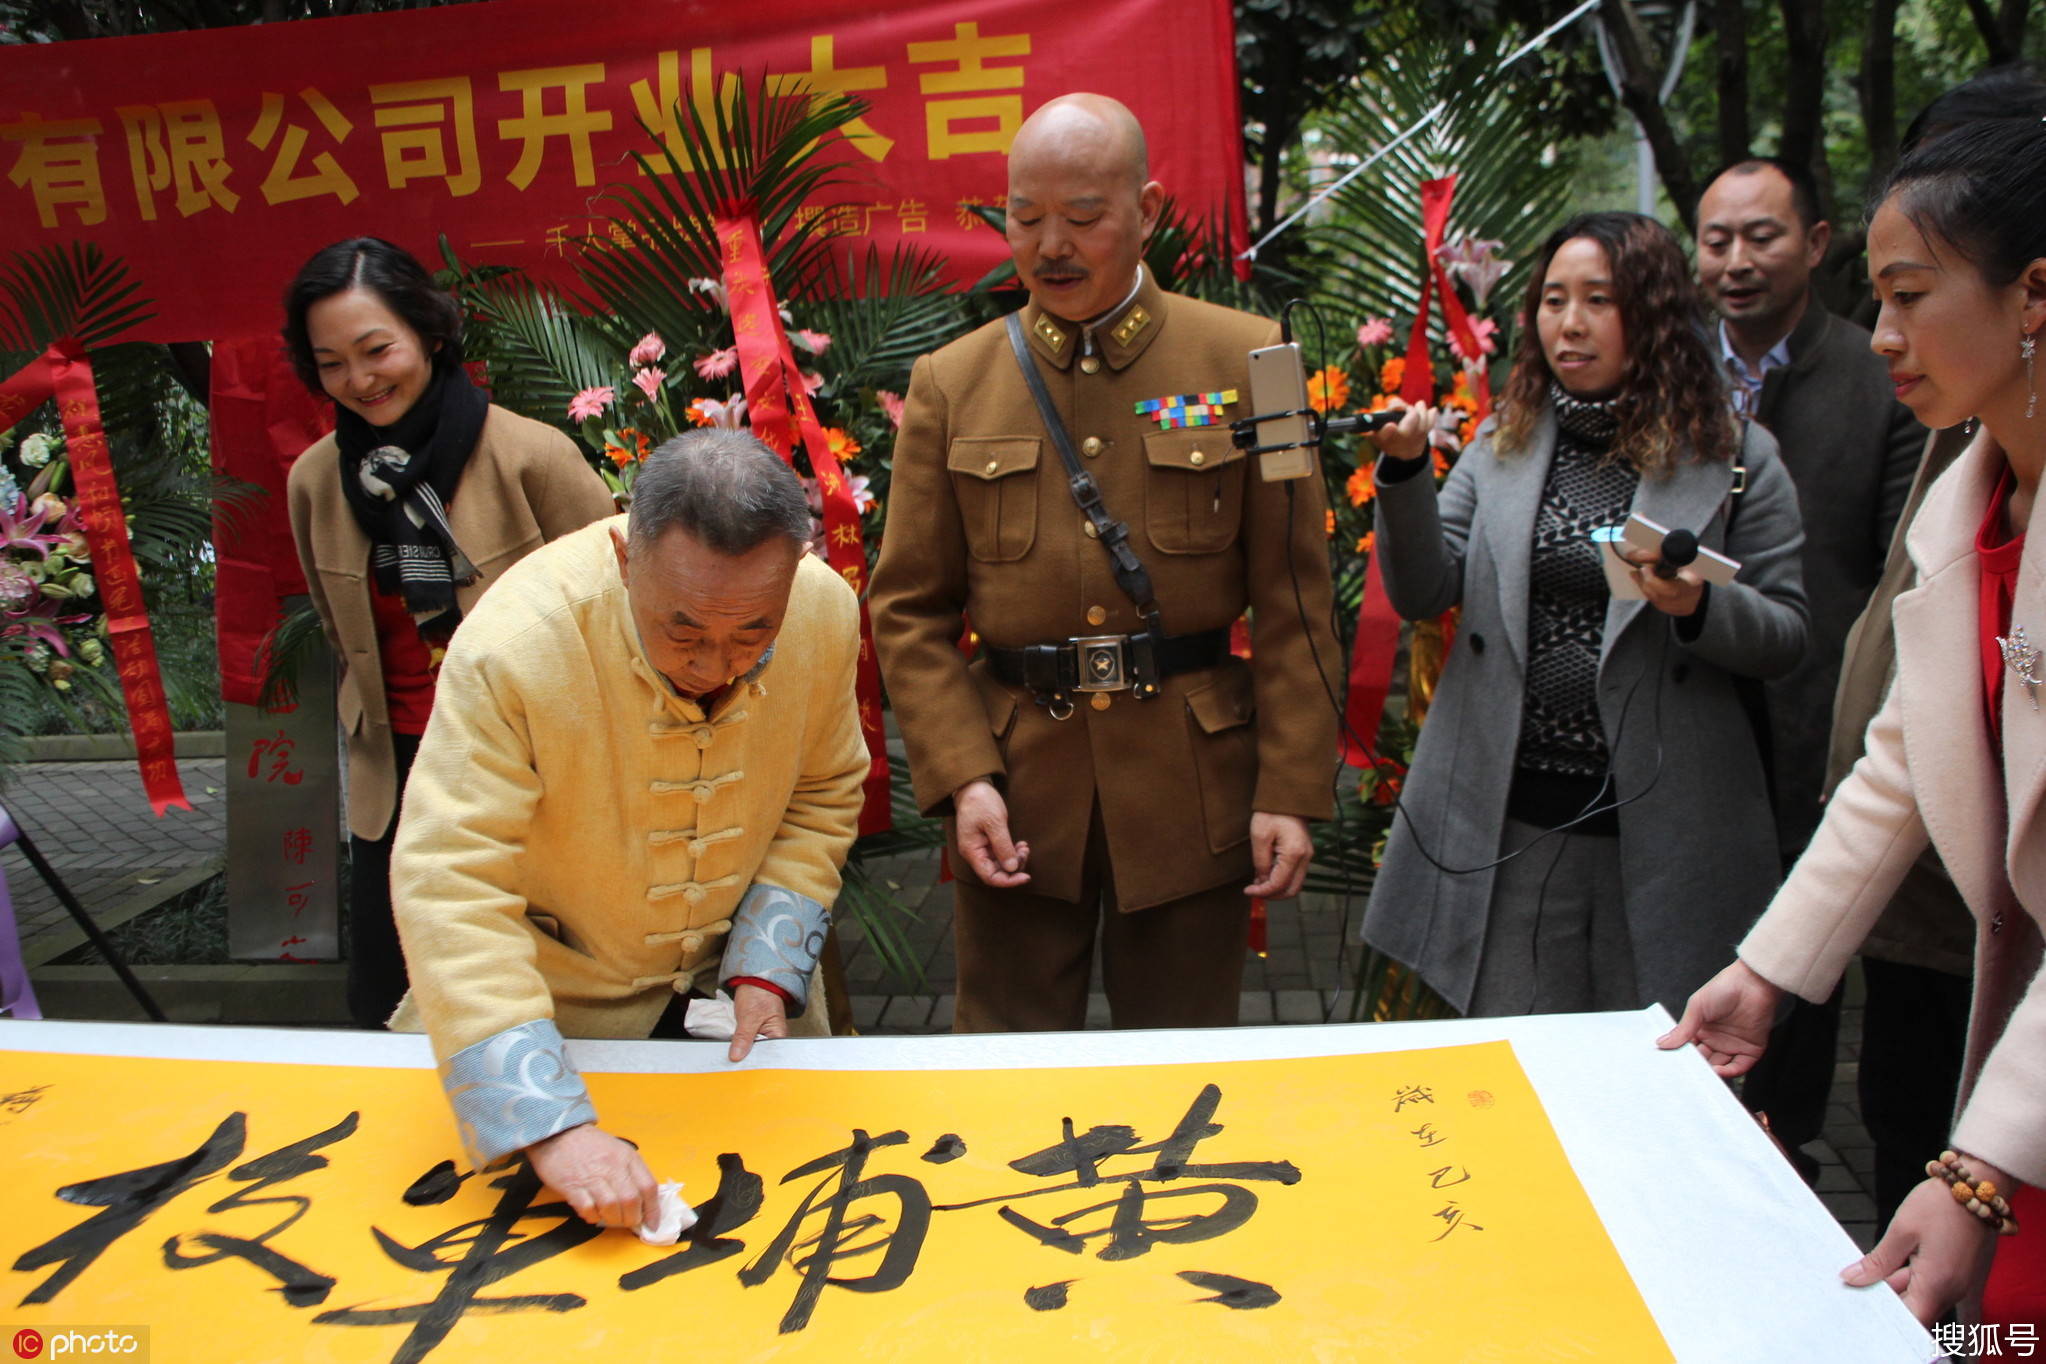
[627,428,813,557]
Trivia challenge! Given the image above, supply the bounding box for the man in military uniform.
[870,94,1338,1031]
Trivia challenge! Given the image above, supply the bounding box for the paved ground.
[7,754,1880,1250]
[2,757,227,967]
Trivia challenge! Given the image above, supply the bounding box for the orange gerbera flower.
[1345,464,1376,507]
[824,427,863,463]
[1324,508,1337,539]
[604,427,652,464]
[1379,356,1406,394]
[1307,365,1350,414]
[1355,530,1376,556]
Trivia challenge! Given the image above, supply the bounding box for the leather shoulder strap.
[1004,312,1165,640]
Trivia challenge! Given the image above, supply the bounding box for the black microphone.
[1653,528,1699,580]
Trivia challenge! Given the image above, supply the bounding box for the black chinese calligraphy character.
[940,1085,1300,1263]
[13,1112,246,1305]
[1411,1122,1445,1148]
[1024,1280,1075,1310]
[1393,1085,1434,1113]
[161,1111,359,1306]
[0,1085,50,1119]
[313,1158,599,1364]
[618,1153,763,1291]
[1426,1166,1470,1189]
[1430,1201,1484,1242]
[738,1129,932,1335]
[1178,1270,1282,1309]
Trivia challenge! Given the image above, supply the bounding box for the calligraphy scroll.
[0,343,189,816]
[0,1039,1672,1359]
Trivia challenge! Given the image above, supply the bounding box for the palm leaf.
[802,243,970,394]
[0,242,155,351]
[465,278,628,427]
[580,75,870,336]
[1304,20,1579,362]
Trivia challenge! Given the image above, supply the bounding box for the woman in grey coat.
[1361,211,1809,1018]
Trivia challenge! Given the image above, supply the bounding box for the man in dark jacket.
[1695,156,1924,1176]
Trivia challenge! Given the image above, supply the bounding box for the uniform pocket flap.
[1185,670,1255,734]
[948,437,1041,482]
[1143,429,1244,473]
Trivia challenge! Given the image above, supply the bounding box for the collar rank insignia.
[1135,390,1240,430]
[1110,304,1152,348]
[1032,314,1069,353]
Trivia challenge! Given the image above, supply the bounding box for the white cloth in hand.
[683,990,738,1041]
[636,1181,699,1246]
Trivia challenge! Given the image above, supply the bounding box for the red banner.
[0,343,191,816]
[209,338,332,708]
[0,0,1246,344]
[715,213,892,835]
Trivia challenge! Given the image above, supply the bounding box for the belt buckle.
[1070,635,1129,692]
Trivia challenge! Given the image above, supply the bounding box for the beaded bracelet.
[1926,1150,2021,1237]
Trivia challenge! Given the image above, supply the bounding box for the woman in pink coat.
[1664,116,2046,1326]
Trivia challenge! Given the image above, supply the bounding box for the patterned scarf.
[335,367,489,635]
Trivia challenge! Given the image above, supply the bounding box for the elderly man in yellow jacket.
[389,428,867,1234]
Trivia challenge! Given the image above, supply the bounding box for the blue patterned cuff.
[721,883,831,1017]
[440,1018,598,1166]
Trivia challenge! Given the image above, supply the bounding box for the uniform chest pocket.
[1143,430,1246,555]
[947,437,1041,563]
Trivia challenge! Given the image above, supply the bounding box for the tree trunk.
[1254,40,1300,241]
[1777,0,1827,177]
[1600,0,1701,232]
[1860,0,1902,186]
[1996,0,2031,60]
[1714,0,1751,167]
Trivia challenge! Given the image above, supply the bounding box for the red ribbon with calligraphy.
[0,339,191,815]
[713,212,892,836]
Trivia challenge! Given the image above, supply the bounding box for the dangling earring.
[2026,330,2038,420]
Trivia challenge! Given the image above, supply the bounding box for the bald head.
[1005,94,1163,322]
[1009,94,1149,196]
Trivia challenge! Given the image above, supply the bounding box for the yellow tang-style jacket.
[389,517,867,1162]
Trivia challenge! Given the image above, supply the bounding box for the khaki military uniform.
[870,271,1338,1030]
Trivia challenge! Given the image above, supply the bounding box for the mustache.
[1034,264,1088,282]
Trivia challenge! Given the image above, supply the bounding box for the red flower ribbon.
[712,213,892,836]
[0,340,190,816]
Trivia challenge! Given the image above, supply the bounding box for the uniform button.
[1083,520,1099,538]
[1087,605,1107,626]
[1081,436,1104,457]
[1080,356,1102,375]
[1091,693,1111,710]
[985,459,1000,474]
[1190,449,1206,466]
[1469,633,1485,654]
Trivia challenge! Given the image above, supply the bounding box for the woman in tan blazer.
[282,238,614,1029]
[1665,119,2046,1326]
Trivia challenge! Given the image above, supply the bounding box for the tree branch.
[1964,0,2019,64]
[1776,0,1827,176]
[1714,0,1750,167]
[1860,0,1901,185]
[1599,0,1700,232]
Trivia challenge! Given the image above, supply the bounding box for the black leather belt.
[987,625,1232,710]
